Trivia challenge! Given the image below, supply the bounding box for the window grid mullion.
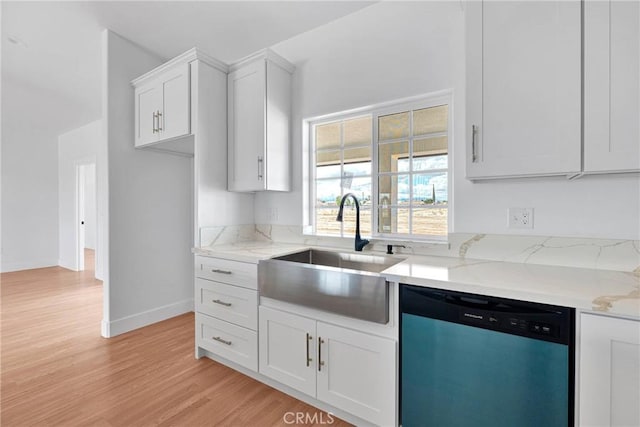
[339,122,345,238]
[372,114,379,237]
[312,96,449,240]
[408,111,414,235]
[413,130,448,140]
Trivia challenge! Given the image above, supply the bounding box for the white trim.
[1,259,59,273]
[305,90,454,125]
[58,257,78,272]
[228,48,295,74]
[131,48,228,86]
[101,299,194,338]
[304,90,453,242]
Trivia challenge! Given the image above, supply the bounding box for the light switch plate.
[508,207,534,229]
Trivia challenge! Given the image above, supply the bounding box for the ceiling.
[1,1,374,135]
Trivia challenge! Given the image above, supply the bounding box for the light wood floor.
[0,256,351,426]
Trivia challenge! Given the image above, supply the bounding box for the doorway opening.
[76,163,97,273]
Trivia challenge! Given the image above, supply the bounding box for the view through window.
[312,96,449,239]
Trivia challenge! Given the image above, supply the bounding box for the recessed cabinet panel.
[228,51,293,192]
[258,306,397,426]
[579,313,640,427]
[196,278,258,330]
[228,61,266,192]
[258,306,317,397]
[133,61,191,152]
[135,84,162,147]
[317,322,396,427]
[584,0,640,173]
[197,313,257,371]
[161,63,191,141]
[466,1,581,179]
[196,256,258,289]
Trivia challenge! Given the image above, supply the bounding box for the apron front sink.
[258,249,404,324]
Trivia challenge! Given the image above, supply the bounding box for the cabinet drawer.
[196,313,257,372]
[196,257,257,289]
[196,278,258,330]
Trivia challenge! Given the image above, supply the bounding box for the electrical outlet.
[508,207,534,229]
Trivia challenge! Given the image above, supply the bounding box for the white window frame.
[302,90,454,242]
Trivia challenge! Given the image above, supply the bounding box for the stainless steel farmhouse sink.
[258,249,404,324]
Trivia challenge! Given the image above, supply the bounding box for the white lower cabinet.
[259,306,317,396]
[259,306,396,426]
[316,322,396,426]
[579,313,640,427]
[196,312,258,371]
[194,256,259,372]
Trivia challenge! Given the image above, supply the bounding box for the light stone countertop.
[193,242,640,319]
[193,241,310,263]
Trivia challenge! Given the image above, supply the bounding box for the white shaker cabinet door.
[159,62,190,141]
[316,321,396,427]
[579,313,640,427]
[135,83,162,147]
[258,306,317,397]
[134,62,190,148]
[584,0,640,173]
[228,60,267,192]
[466,1,582,179]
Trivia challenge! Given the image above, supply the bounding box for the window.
[308,93,451,240]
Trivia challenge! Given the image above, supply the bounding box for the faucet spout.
[336,193,370,252]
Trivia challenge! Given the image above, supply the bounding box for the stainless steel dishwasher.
[400,284,575,427]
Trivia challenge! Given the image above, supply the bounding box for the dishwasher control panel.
[457,308,560,340]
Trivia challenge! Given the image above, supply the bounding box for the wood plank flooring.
[0,256,351,426]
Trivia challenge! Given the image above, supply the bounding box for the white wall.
[101,30,193,337]
[192,61,255,236]
[1,79,60,272]
[58,120,99,272]
[84,163,96,250]
[257,1,640,240]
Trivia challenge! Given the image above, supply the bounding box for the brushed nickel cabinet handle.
[257,156,264,180]
[153,111,158,133]
[306,333,313,367]
[212,299,232,307]
[211,269,232,275]
[318,337,325,372]
[212,336,232,346]
[471,124,478,163]
[157,111,163,131]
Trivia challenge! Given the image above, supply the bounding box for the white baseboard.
[1,258,59,273]
[101,298,194,338]
[58,258,79,272]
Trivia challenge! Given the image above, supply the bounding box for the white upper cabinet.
[132,48,228,156]
[584,0,640,174]
[228,50,294,192]
[466,1,582,180]
[134,62,190,148]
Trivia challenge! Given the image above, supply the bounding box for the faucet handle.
[386,244,406,255]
